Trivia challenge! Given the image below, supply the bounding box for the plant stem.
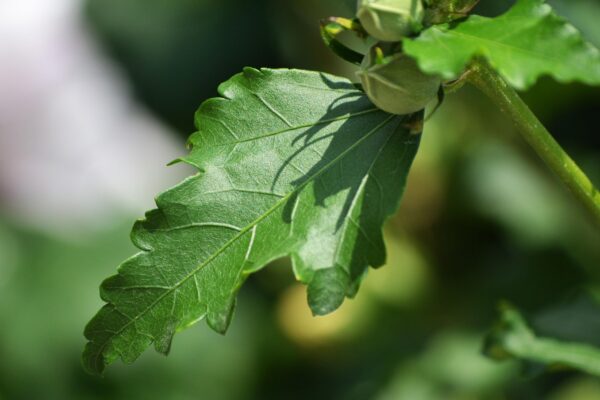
[487,305,600,376]
[467,60,600,226]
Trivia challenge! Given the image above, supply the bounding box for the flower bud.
[356,0,423,42]
[357,48,441,115]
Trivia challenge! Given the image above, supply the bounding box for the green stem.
[487,305,600,376]
[467,60,600,226]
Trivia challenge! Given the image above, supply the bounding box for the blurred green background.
[1,0,600,399]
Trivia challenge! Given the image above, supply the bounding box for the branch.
[467,60,600,227]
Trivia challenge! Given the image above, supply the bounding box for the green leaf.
[404,0,600,89]
[484,303,600,376]
[83,68,421,375]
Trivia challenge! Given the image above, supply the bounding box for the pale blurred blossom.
[0,0,188,237]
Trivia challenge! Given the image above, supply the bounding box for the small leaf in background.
[83,68,422,375]
[405,0,600,89]
[484,303,600,376]
[376,332,517,400]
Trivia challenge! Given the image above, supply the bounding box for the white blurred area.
[0,0,188,237]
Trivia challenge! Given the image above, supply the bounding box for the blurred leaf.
[362,233,431,307]
[277,282,373,346]
[485,303,600,376]
[83,68,421,374]
[377,332,516,400]
[464,141,569,245]
[533,292,600,348]
[405,0,600,89]
[548,377,600,400]
[550,0,600,48]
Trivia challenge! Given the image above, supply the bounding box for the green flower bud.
[357,47,441,115]
[356,0,423,42]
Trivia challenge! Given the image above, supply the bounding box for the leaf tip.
[206,300,237,334]
[307,268,349,316]
[166,158,183,166]
[154,325,175,355]
[81,340,107,377]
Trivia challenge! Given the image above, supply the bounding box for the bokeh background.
[1,0,600,399]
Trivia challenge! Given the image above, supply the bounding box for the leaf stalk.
[467,60,600,227]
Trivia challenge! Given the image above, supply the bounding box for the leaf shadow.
[272,73,419,290]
